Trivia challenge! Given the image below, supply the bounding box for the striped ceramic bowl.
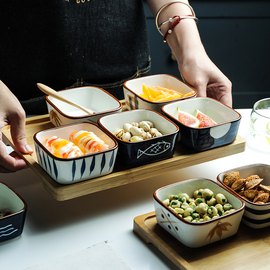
[217,164,270,228]
[34,122,118,184]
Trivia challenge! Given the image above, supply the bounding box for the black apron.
[0,0,150,114]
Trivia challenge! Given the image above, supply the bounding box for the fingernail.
[24,144,34,153]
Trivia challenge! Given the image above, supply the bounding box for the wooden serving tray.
[134,212,270,270]
[2,114,245,201]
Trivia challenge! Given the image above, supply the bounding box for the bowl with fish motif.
[217,164,270,229]
[0,182,27,243]
[161,97,242,151]
[123,74,196,113]
[33,122,118,184]
[98,109,179,167]
[46,86,122,126]
[154,178,245,248]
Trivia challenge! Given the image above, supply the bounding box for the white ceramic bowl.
[162,97,242,151]
[217,164,270,229]
[153,178,245,248]
[46,86,122,126]
[98,109,179,167]
[0,182,27,243]
[123,74,196,113]
[34,122,118,184]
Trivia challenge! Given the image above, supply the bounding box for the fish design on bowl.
[137,141,171,159]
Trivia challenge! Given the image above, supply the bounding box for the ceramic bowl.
[217,164,270,229]
[46,86,122,126]
[162,97,242,152]
[123,74,196,113]
[0,182,27,243]
[153,178,245,248]
[34,122,118,184]
[98,109,179,167]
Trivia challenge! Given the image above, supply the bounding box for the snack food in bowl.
[162,97,242,151]
[153,178,245,248]
[34,122,118,184]
[98,109,179,167]
[217,163,270,229]
[0,182,27,243]
[46,86,122,126]
[123,74,196,113]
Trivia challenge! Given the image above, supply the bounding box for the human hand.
[0,81,33,173]
[178,50,232,107]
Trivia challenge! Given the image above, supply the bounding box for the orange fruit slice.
[140,84,192,102]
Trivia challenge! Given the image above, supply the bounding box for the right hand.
[0,81,33,173]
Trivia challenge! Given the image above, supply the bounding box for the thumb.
[10,116,33,154]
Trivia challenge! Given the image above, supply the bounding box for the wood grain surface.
[134,212,270,270]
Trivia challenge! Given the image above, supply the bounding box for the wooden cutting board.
[2,114,246,201]
[133,212,270,270]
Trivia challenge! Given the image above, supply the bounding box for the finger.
[9,113,33,154]
[0,140,27,172]
[194,81,208,98]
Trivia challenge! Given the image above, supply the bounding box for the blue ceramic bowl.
[98,109,179,167]
[217,164,270,229]
[162,97,242,152]
[0,182,27,243]
[34,122,118,184]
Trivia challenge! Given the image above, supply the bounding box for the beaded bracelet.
[163,15,198,43]
[155,1,196,36]
[159,14,197,31]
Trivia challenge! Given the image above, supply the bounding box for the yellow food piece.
[140,84,194,102]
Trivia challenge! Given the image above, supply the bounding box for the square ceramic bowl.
[46,86,122,126]
[123,74,196,113]
[217,164,270,229]
[153,178,245,248]
[162,97,242,151]
[34,122,118,184]
[0,182,27,243]
[98,109,179,167]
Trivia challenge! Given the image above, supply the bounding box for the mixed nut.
[223,171,270,204]
[113,121,163,142]
[163,188,236,223]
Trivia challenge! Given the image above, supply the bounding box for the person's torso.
[0,0,149,101]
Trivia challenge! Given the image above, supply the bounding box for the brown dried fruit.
[243,189,259,201]
[224,172,269,204]
[223,171,240,187]
[231,178,246,191]
[246,175,261,182]
[238,190,245,196]
[254,192,269,203]
[245,178,263,190]
[259,184,270,193]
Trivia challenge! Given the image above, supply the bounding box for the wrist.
[153,1,204,64]
[166,20,205,65]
